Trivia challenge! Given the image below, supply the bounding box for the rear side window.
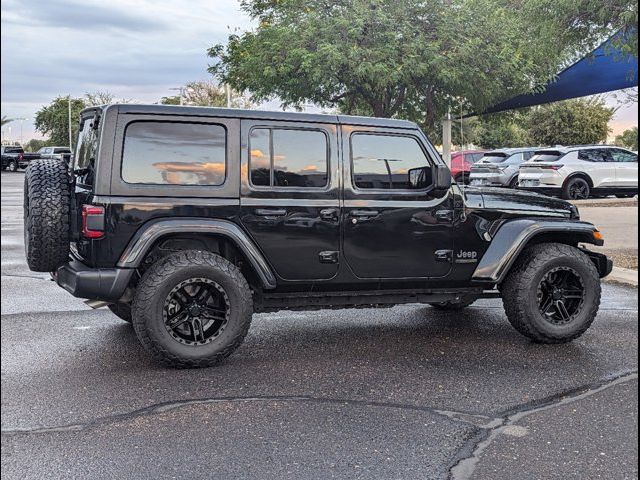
[351,133,433,190]
[578,149,610,162]
[611,149,638,163]
[122,121,226,186]
[523,151,535,161]
[249,128,329,189]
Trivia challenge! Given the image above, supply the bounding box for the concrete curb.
[604,267,639,287]
[571,198,638,208]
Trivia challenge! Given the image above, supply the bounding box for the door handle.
[350,210,379,218]
[435,210,454,222]
[255,208,288,217]
[320,208,339,221]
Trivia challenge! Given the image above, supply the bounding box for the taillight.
[539,164,564,170]
[81,205,105,239]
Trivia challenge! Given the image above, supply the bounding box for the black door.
[342,127,454,279]
[240,120,341,281]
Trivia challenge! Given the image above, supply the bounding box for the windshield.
[74,115,99,172]
[479,153,508,163]
[532,152,563,162]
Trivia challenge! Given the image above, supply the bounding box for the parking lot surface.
[1,171,638,479]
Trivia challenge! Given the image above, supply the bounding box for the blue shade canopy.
[480,33,638,115]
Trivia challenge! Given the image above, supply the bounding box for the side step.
[257,288,500,313]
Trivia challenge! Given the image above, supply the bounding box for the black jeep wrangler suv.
[23,105,613,368]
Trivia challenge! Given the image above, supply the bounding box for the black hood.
[466,187,573,217]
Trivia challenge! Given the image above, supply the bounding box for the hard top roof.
[533,145,632,153]
[87,104,418,129]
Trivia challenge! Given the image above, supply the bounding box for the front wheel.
[132,250,253,368]
[7,160,18,172]
[501,243,601,343]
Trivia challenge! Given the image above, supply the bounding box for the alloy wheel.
[536,266,586,325]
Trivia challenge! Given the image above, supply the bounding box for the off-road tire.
[23,159,71,272]
[108,303,133,323]
[132,250,253,368]
[8,160,18,172]
[562,177,590,200]
[502,243,601,344]
[429,297,477,311]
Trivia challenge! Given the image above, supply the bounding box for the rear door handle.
[435,210,454,222]
[350,210,379,218]
[255,209,288,217]
[320,208,339,221]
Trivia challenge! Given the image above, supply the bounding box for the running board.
[256,288,500,313]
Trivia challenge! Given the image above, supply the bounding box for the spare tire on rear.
[24,159,71,272]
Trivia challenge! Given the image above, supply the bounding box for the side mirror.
[434,164,452,193]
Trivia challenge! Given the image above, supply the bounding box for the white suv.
[518,146,638,200]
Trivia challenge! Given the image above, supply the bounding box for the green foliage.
[615,126,639,150]
[34,96,86,147]
[527,98,615,146]
[34,91,126,147]
[473,110,533,149]
[209,0,633,132]
[1,116,14,127]
[23,138,51,152]
[160,81,255,108]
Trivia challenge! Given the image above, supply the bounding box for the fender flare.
[117,218,277,289]
[472,219,603,284]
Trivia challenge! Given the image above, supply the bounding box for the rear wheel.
[502,243,601,343]
[8,160,18,172]
[132,250,253,368]
[23,159,71,272]
[509,176,519,189]
[562,177,590,200]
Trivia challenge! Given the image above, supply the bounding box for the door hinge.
[319,251,339,264]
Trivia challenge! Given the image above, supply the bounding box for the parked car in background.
[37,146,72,164]
[1,146,41,172]
[519,145,638,200]
[450,150,485,184]
[469,148,537,188]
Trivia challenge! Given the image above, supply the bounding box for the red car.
[450,150,486,184]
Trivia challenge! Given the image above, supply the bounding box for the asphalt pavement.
[1,171,638,479]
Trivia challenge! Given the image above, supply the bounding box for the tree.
[615,126,639,150]
[527,98,615,146]
[34,92,125,146]
[1,116,14,127]
[208,0,631,133]
[470,110,533,149]
[160,81,255,108]
[23,138,50,152]
[34,96,86,146]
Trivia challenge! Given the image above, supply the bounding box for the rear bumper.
[518,186,562,197]
[54,260,134,302]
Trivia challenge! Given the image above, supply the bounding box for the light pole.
[15,118,27,146]
[169,87,185,105]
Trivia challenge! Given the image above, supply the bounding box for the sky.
[1,0,637,144]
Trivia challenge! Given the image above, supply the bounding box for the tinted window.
[351,134,433,190]
[122,122,226,186]
[480,153,509,163]
[578,149,610,162]
[249,128,328,189]
[506,153,524,163]
[611,149,638,163]
[4,147,23,154]
[75,116,99,172]
[471,153,484,162]
[54,148,71,154]
[532,152,563,162]
[523,151,535,161]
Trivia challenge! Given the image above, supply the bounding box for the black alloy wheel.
[537,266,586,325]
[566,178,590,200]
[163,277,230,346]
